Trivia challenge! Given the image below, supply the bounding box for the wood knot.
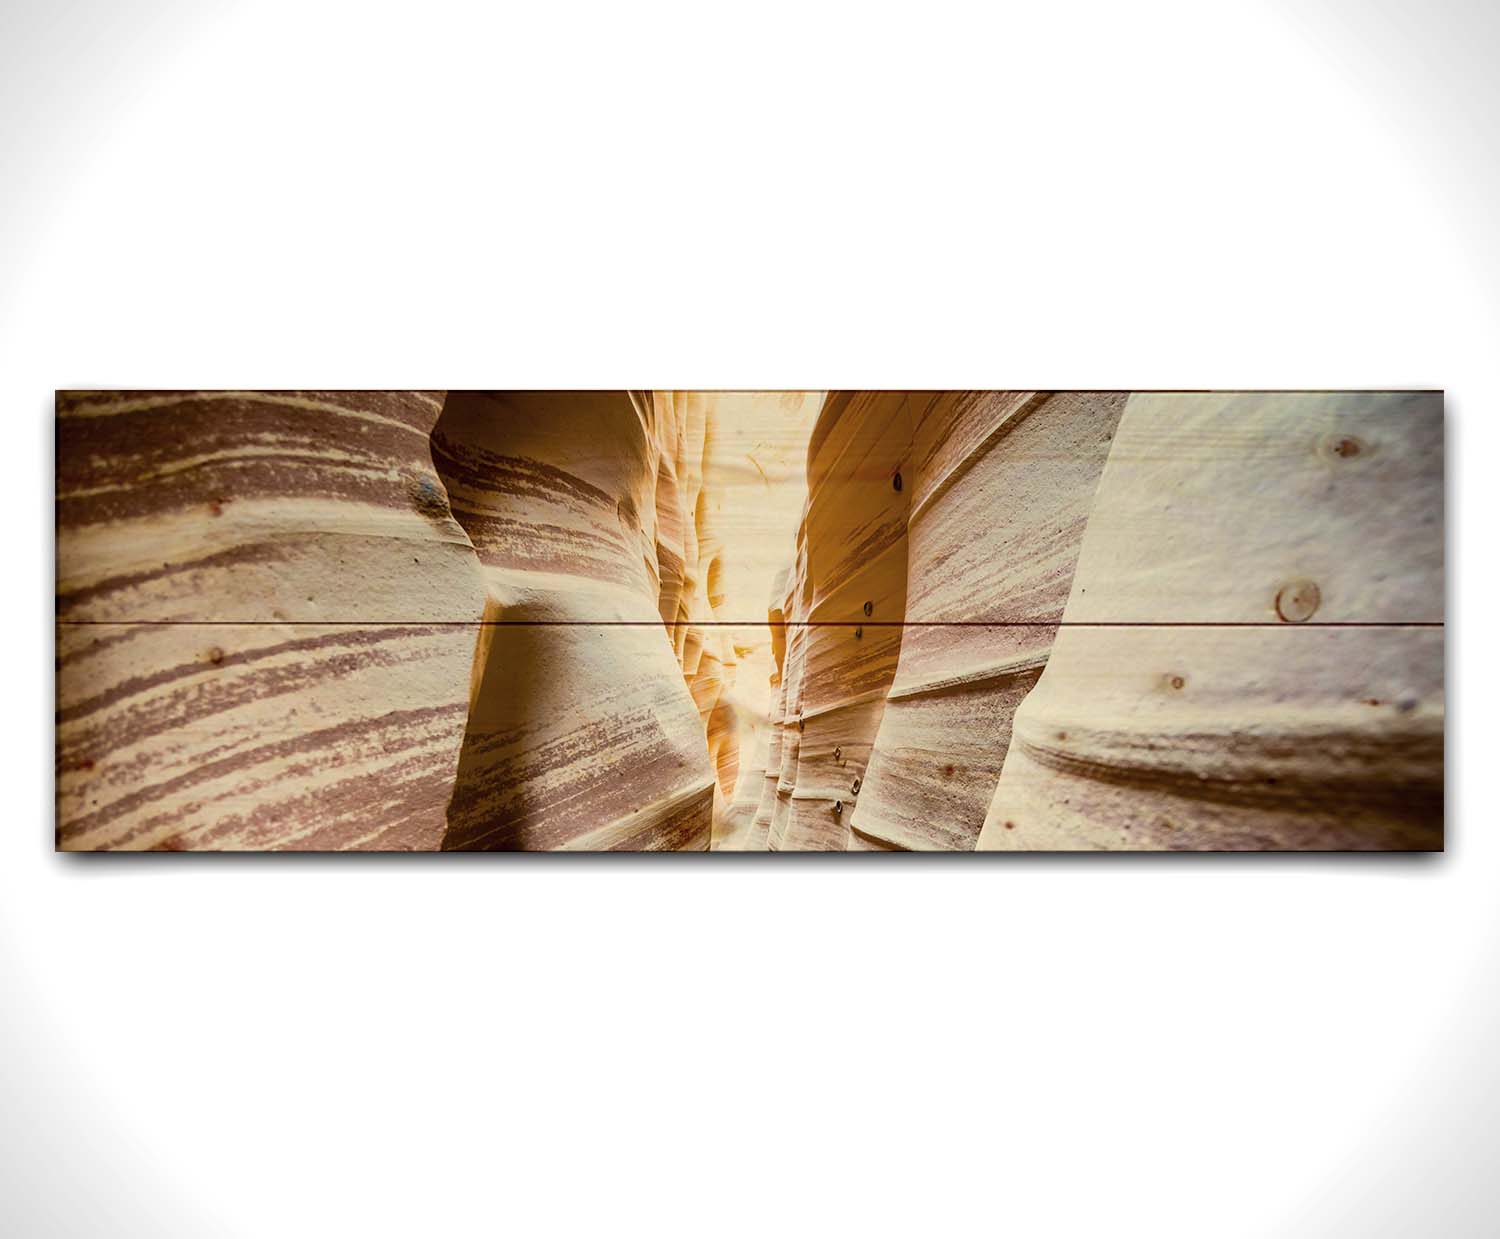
[1321,433,1365,461]
[1275,579,1321,623]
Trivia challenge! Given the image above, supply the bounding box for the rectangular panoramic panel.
[54,391,1443,851]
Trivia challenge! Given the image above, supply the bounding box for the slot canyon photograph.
[14,2,1500,1235]
[54,389,1443,852]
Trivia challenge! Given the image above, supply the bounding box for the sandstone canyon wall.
[55,389,1442,850]
[739,389,1441,851]
[975,391,1443,850]
[742,391,1129,851]
[56,391,487,850]
[771,393,914,851]
[850,392,1127,850]
[736,565,790,852]
[431,390,726,850]
[57,390,741,850]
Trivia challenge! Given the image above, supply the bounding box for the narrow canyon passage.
[723,392,1131,852]
[53,389,1443,851]
[432,390,824,850]
[700,390,1443,852]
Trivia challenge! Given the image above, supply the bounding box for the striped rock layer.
[772,393,913,851]
[849,392,1127,850]
[746,391,1127,851]
[976,391,1443,850]
[56,391,487,850]
[57,390,734,851]
[740,566,791,852]
[765,539,809,849]
[431,391,729,850]
[714,556,786,852]
[695,391,826,848]
[56,390,1443,852]
[744,390,1440,852]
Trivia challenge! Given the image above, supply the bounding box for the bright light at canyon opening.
[54,390,1443,852]
[696,391,824,770]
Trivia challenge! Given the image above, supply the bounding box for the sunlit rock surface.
[751,390,1127,851]
[55,388,822,852]
[976,391,1443,850]
[54,389,1442,851]
[850,392,1126,850]
[433,391,721,850]
[695,393,825,843]
[740,566,791,852]
[772,393,914,850]
[742,389,1441,852]
[433,389,821,850]
[55,391,486,850]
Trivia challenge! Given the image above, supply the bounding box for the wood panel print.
[54,390,1443,851]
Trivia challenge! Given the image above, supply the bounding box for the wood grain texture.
[56,621,477,850]
[55,389,1443,851]
[56,390,485,850]
[55,390,759,850]
[975,391,1443,850]
[849,391,1126,850]
[773,393,914,850]
[733,390,1441,852]
[749,391,1129,851]
[738,566,791,852]
[430,391,721,850]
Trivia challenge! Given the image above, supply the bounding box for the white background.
[4,1,1496,1235]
